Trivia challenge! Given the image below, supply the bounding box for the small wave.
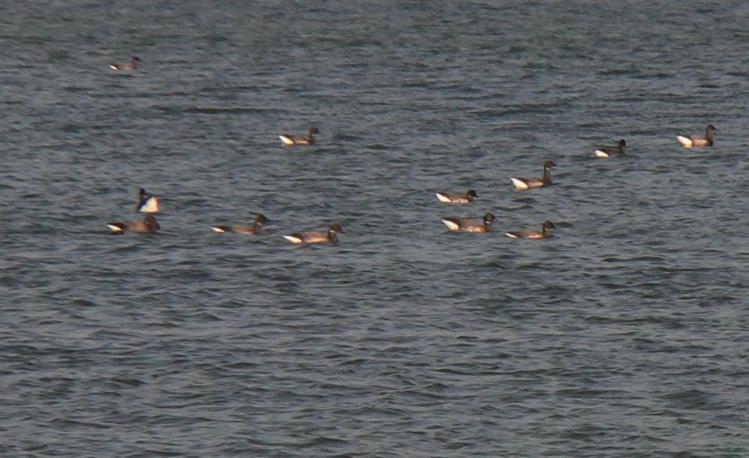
[184,106,280,114]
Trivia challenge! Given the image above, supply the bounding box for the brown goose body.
[435,189,478,204]
[677,124,716,148]
[108,215,160,234]
[283,223,343,244]
[594,139,626,159]
[511,160,556,190]
[110,56,141,71]
[505,220,555,239]
[441,212,495,233]
[279,127,319,146]
[212,214,269,234]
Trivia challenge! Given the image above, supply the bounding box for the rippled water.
[2,1,749,456]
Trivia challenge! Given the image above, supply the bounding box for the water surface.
[2,1,749,456]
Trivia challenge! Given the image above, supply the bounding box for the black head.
[706,124,716,132]
[138,188,151,204]
[309,127,320,135]
[483,212,495,225]
[329,223,343,233]
[618,139,626,147]
[255,214,269,225]
[544,160,557,168]
[542,220,555,230]
[467,189,478,197]
[132,56,142,62]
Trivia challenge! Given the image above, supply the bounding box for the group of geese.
[107,56,717,243]
[106,122,715,243]
[106,184,344,245]
[434,158,558,239]
[106,124,344,244]
[432,122,715,239]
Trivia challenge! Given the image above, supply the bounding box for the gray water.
[2,1,749,456]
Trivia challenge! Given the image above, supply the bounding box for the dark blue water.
[2,1,749,456]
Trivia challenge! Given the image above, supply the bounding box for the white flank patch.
[441,219,461,231]
[676,136,693,148]
[138,197,160,213]
[283,235,303,244]
[594,149,610,158]
[510,178,529,191]
[279,135,295,145]
[211,226,226,233]
[435,193,452,203]
[504,232,519,238]
[107,224,124,233]
[109,64,119,70]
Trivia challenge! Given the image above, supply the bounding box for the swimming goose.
[212,214,269,234]
[677,124,716,148]
[283,223,343,244]
[435,189,478,204]
[137,188,160,214]
[594,139,626,159]
[511,160,556,191]
[279,127,320,146]
[441,212,495,233]
[110,56,141,71]
[505,220,555,239]
[108,215,160,234]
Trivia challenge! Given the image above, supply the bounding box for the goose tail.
[441,219,461,231]
[510,177,529,191]
[594,149,610,159]
[676,136,693,148]
[283,234,304,244]
[435,192,452,203]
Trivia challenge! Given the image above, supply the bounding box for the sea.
[2,0,749,456]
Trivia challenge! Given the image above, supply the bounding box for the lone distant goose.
[108,215,160,234]
[279,127,320,146]
[212,214,269,234]
[505,220,556,239]
[511,160,556,191]
[594,139,626,159]
[677,124,716,148]
[283,223,343,244]
[441,212,495,233]
[110,56,141,71]
[435,189,478,204]
[137,188,160,214]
